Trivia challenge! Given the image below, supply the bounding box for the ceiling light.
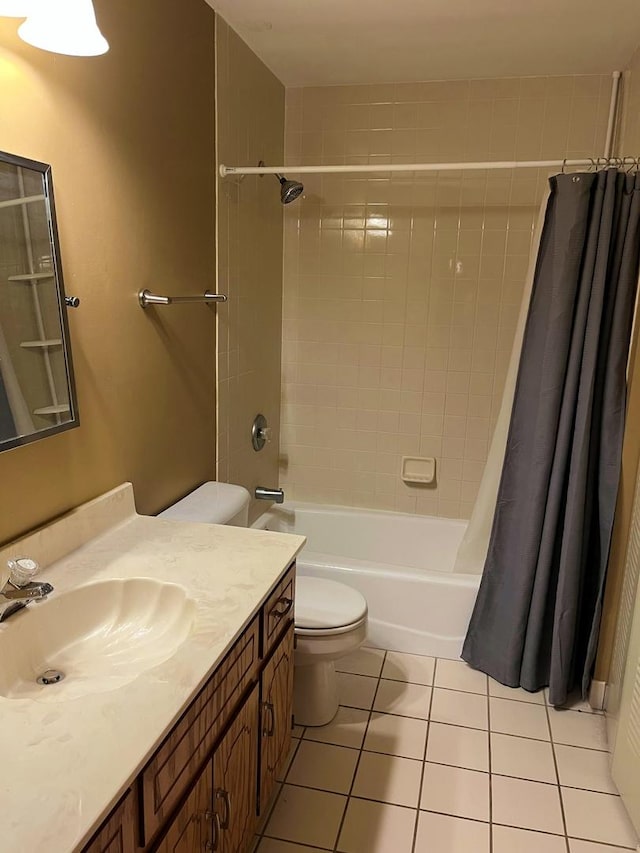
[18,0,109,56]
[0,0,33,16]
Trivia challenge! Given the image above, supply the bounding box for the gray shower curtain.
[462,170,640,707]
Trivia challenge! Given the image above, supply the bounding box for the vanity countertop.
[0,484,305,853]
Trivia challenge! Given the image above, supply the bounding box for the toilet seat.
[295,576,367,635]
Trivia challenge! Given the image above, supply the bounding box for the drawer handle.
[270,596,293,619]
[263,701,275,737]
[215,788,231,829]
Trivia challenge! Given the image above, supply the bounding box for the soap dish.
[401,456,436,485]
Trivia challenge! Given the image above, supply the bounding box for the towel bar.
[138,289,228,308]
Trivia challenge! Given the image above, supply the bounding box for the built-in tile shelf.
[20,339,62,349]
[0,194,45,210]
[33,404,70,416]
[7,272,54,281]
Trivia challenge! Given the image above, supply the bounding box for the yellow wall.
[215,17,285,523]
[0,0,217,545]
[281,76,612,517]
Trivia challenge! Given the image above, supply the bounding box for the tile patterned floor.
[255,647,640,853]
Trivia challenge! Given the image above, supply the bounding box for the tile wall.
[216,17,286,522]
[280,75,612,517]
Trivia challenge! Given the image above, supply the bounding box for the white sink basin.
[0,578,196,701]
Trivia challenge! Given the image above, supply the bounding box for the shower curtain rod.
[220,156,637,178]
[220,71,624,179]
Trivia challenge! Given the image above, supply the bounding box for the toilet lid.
[295,576,367,630]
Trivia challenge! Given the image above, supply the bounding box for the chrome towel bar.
[138,289,228,308]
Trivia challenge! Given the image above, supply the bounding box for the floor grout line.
[411,657,437,853]
[544,691,572,853]
[331,649,387,853]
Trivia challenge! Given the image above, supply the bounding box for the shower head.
[276,173,304,204]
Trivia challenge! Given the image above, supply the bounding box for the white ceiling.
[206,0,640,87]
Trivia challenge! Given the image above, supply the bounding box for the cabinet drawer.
[262,564,295,658]
[141,617,259,845]
[82,789,137,853]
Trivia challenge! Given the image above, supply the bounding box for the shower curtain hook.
[561,158,568,174]
[588,158,596,173]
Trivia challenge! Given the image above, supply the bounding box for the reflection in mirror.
[0,152,78,451]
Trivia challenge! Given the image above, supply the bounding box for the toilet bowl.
[294,576,367,727]
[159,482,368,727]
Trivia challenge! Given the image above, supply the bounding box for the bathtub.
[253,502,480,659]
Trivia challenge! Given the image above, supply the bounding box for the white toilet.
[159,481,368,727]
[294,576,368,726]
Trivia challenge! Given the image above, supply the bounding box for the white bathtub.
[253,502,480,659]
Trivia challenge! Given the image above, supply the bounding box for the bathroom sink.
[0,578,196,701]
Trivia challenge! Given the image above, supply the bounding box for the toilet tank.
[158,482,250,527]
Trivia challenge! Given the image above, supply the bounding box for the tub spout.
[255,486,284,504]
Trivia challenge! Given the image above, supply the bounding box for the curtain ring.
[561,158,567,174]
[588,158,596,172]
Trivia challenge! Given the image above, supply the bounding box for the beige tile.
[492,825,566,853]
[381,651,435,685]
[265,784,346,849]
[569,839,637,852]
[420,762,489,821]
[562,788,639,848]
[434,659,488,694]
[259,841,332,853]
[430,688,488,730]
[491,733,556,783]
[337,798,417,853]
[364,711,428,759]
[337,647,386,677]
[304,705,370,749]
[278,740,301,782]
[292,725,304,738]
[373,679,432,719]
[490,697,550,740]
[488,679,545,704]
[548,708,608,750]
[286,741,358,794]
[426,722,489,772]
[352,752,422,807]
[492,776,565,835]
[414,811,490,853]
[337,673,379,709]
[555,744,617,794]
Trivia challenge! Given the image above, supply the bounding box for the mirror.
[0,151,78,451]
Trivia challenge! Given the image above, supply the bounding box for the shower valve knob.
[252,414,273,451]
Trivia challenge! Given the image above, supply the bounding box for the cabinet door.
[259,624,294,813]
[82,789,137,853]
[154,761,213,853]
[213,685,259,853]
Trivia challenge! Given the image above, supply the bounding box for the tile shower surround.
[280,75,612,518]
[255,647,638,853]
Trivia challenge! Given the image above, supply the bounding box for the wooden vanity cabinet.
[259,625,294,814]
[154,761,213,853]
[81,563,296,853]
[82,789,138,853]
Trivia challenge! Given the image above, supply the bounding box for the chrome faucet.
[0,558,53,623]
[255,486,285,504]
